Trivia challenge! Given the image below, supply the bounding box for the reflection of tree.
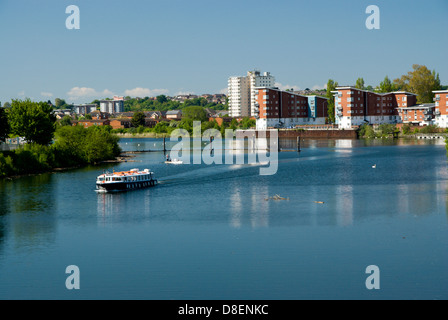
[8,174,57,249]
[0,181,9,258]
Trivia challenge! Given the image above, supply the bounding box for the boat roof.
[98,169,153,177]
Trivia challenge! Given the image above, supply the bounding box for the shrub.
[358,124,376,139]
[0,153,15,177]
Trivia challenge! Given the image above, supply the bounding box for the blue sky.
[0,0,447,104]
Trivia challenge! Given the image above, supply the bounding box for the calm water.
[0,138,447,300]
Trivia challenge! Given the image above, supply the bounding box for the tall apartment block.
[433,90,448,128]
[228,76,250,117]
[333,87,418,129]
[255,87,328,130]
[228,70,275,117]
[100,96,125,114]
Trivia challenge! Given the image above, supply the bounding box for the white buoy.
[372,164,376,169]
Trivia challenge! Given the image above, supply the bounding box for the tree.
[182,106,207,122]
[393,64,442,103]
[8,99,56,145]
[378,75,395,93]
[0,107,9,142]
[131,111,146,127]
[355,78,365,90]
[156,95,168,104]
[60,115,72,126]
[239,117,256,129]
[3,102,11,108]
[326,79,339,124]
[54,98,67,108]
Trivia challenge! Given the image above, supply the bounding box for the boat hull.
[96,179,158,193]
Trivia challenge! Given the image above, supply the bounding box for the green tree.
[3,102,11,108]
[239,117,256,129]
[378,75,395,93]
[156,95,168,104]
[54,98,67,108]
[326,79,338,124]
[393,64,442,103]
[355,78,365,90]
[8,99,56,145]
[60,115,72,126]
[182,106,207,121]
[131,111,146,127]
[0,107,10,142]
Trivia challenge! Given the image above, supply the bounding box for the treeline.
[325,64,444,123]
[94,95,228,113]
[113,116,256,136]
[0,99,121,178]
[116,105,254,136]
[358,123,443,139]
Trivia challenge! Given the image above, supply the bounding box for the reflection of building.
[335,185,354,226]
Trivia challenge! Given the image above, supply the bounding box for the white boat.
[165,158,183,164]
[95,168,157,193]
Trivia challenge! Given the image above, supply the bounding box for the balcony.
[424,116,432,121]
[434,97,440,101]
[435,110,441,116]
[423,109,433,115]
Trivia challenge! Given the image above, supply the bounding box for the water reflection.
[229,183,270,229]
[0,181,9,258]
[250,185,270,228]
[97,190,152,225]
[0,174,56,251]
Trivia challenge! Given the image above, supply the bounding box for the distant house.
[110,119,132,129]
[90,111,109,120]
[214,110,229,118]
[166,110,182,120]
[173,94,198,103]
[74,119,111,128]
[114,112,135,118]
[144,118,159,128]
[204,108,217,117]
[146,111,166,120]
[211,117,233,126]
[54,112,66,120]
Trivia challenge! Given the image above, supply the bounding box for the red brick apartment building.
[433,90,448,128]
[255,87,328,130]
[333,86,419,129]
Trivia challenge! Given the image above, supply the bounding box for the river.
[0,138,447,299]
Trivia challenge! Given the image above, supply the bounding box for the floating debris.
[314,201,325,204]
[265,194,289,201]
